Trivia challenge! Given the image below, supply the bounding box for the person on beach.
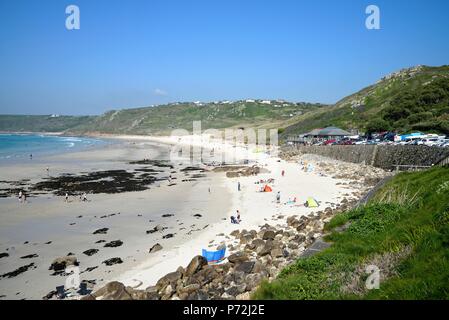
[238,181,241,191]
[236,210,241,222]
[82,192,88,202]
[46,167,50,175]
[22,192,27,203]
[65,192,69,203]
[18,190,22,203]
[281,170,285,177]
[29,154,32,160]
[276,191,281,204]
[230,216,239,224]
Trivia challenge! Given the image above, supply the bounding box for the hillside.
[70,100,326,135]
[282,65,449,137]
[0,101,326,135]
[0,115,96,133]
[253,166,449,299]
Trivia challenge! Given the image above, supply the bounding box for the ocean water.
[0,134,108,161]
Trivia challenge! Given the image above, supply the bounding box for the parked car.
[323,139,337,145]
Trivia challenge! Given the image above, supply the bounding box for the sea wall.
[281,145,449,170]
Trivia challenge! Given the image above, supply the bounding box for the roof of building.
[305,126,351,137]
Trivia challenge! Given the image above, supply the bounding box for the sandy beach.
[0,134,364,300]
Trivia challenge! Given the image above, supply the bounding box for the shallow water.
[0,134,109,162]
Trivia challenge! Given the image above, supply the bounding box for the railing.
[437,155,449,167]
[393,165,432,171]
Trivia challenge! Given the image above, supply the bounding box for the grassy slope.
[0,115,96,133]
[253,166,449,299]
[282,65,449,136]
[0,101,326,135]
[70,101,326,135]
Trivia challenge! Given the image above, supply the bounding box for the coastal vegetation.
[281,65,449,136]
[253,166,449,299]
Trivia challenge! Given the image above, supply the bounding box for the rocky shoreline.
[80,155,388,301]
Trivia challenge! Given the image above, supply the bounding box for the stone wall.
[281,145,449,170]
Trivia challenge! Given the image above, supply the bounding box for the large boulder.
[185,255,207,276]
[261,230,276,240]
[256,241,273,256]
[186,265,218,286]
[156,270,182,291]
[234,261,255,274]
[270,248,283,258]
[90,281,132,300]
[149,243,163,253]
[227,252,248,264]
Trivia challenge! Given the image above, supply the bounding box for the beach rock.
[234,261,255,274]
[83,249,99,256]
[104,240,123,248]
[239,233,254,244]
[261,230,276,240]
[245,273,264,291]
[162,233,175,239]
[149,243,163,253]
[236,292,251,300]
[1,263,36,278]
[20,254,38,259]
[49,256,78,273]
[90,282,132,300]
[93,228,108,235]
[102,257,123,266]
[193,214,202,218]
[186,265,218,286]
[270,247,284,258]
[187,289,209,300]
[178,283,200,295]
[156,271,182,291]
[83,266,98,273]
[185,255,208,276]
[162,214,174,218]
[230,230,240,238]
[256,241,273,256]
[228,252,248,264]
[42,290,57,300]
[0,253,9,259]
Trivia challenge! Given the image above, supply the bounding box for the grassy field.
[253,166,449,299]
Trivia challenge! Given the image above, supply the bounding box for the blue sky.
[0,0,448,115]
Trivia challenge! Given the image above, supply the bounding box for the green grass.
[253,166,449,300]
[282,65,449,136]
[0,101,326,135]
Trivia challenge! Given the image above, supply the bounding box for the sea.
[0,133,109,162]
